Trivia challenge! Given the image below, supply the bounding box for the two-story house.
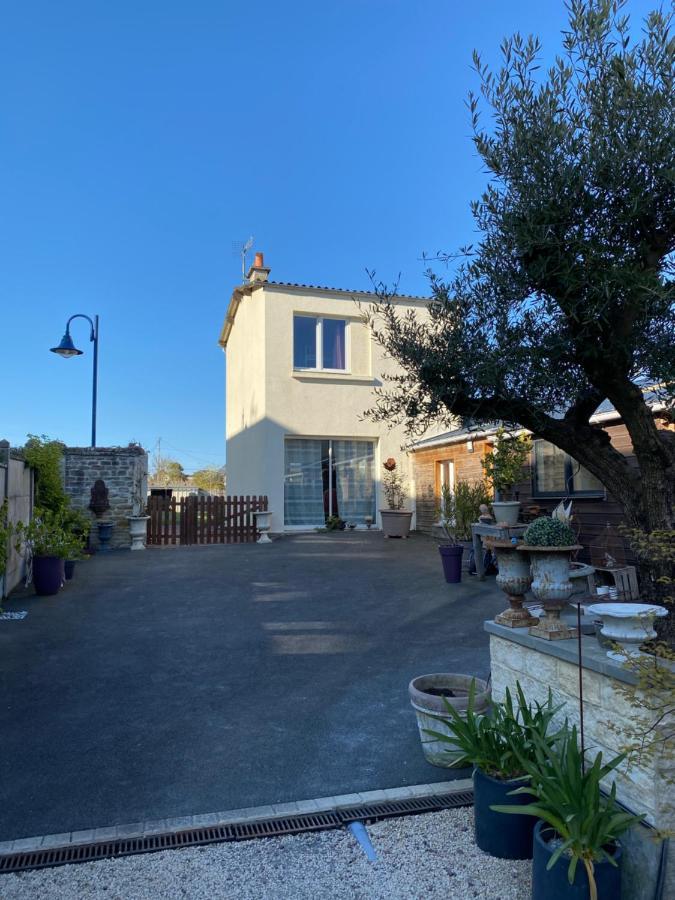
[219,253,432,534]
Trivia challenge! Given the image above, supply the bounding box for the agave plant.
[426,680,562,779]
[492,725,644,900]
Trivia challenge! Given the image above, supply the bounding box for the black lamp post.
[50,314,100,447]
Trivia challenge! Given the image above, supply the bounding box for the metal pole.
[91,315,99,447]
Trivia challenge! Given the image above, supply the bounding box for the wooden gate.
[146,495,268,546]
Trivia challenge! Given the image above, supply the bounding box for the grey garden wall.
[63,446,148,550]
[0,441,34,596]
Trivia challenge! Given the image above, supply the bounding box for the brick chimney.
[247,251,271,284]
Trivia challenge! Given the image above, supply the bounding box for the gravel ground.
[1,808,531,900]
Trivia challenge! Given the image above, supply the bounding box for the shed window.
[533,440,605,498]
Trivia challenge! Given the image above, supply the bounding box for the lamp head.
[50,331,83,358]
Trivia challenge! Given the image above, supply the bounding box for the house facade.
[220,253,432,533]
[411,403,673,564]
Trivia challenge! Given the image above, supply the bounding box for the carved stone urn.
[587,603,668,661]
[519,544,583,640]
[490,540,538,628]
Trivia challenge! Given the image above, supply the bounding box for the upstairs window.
[293,315,347,371]
[533,439,605,498]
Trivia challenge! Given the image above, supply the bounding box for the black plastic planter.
[32,556,64,596]
[439,545,463,583]
[532,821,622,899]
[474,767,536,859]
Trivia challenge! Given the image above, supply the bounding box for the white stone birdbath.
[587,602,668,662]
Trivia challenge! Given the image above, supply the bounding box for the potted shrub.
[61,508,90,579]
[520,516,582,640]
[379,458,412,538]
[437,483,464,583]
[482,427,532,525]
[428,680,561,859]
[15,511,70,596]
[492,725,644,900]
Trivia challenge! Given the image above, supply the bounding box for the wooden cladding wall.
[411,421,674,564]
[146,494,268,546]
[413,439,490,533]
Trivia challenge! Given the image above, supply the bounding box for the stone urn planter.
[408,673,490,767]
[254,509,273,544]
[490,540,538,628]
[127,516,150,551]
[96,521,114,552]
[520,543,582,640]
[380,509,412,539]
[587,602,669,661]
[491,501,521,526]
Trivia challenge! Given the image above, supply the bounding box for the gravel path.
[2,808,531,900]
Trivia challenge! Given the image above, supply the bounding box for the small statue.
[478,503,494,524]
[89,479,110,517]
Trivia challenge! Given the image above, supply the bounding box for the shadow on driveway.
[0,532,505,840]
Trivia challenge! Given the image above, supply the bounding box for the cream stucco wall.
[224,282,433,532]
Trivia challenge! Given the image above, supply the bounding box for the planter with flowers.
[15,511,74,596]
[380,458,412,538]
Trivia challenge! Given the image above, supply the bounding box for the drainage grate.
[0,792,473,875]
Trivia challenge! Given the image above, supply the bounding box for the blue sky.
[0,1,656,470]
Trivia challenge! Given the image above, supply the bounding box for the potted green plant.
[15,510,71,596]
[61,508,90,579]
[482,427,532,525]
[428,680,561,859]
[379,458,412,538]
[437,483,464,583]
[492,725,644,900]
[520,516,582,640]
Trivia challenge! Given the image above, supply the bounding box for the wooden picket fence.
[146,494,268,546]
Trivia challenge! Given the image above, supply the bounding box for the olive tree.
[366,1,675,548]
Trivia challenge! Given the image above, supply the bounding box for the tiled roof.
[265,281,429,301]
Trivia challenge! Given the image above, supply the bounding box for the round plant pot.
[380,509,412,539]
[64,560,76,580]
[438,544,463,583]
[408,674,490,767]
[474,767,536,859]
[127,516,150,551]
[33,556,64,596]
[532,820,622,900]
[587,602,668,661]
[96,521,114,552]
[491,501,521,525]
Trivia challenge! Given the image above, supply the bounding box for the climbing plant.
[22,435,68,514]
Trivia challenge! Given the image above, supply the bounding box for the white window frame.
[293,315,350,373]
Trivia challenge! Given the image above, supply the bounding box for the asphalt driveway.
[0,532,505,841]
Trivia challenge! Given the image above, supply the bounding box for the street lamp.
[50,314,100,447]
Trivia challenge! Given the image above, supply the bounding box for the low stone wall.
[0,442,34,595]
[63,446,148,550]
[487,621,673,900]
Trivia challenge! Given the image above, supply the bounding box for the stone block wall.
[63,446,148,550]
[488,623,674,900]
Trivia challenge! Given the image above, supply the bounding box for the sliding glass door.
[284,438,376,527]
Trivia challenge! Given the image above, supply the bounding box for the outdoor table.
[471,522,528,580]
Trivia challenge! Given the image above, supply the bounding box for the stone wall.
[63,446,148,550]
[487,622,673,900]
[0,442,34,595]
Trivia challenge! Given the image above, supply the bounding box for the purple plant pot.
[439,544,464,584]
[33,556,64,596]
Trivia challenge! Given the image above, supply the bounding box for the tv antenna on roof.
[231,236,254,283]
